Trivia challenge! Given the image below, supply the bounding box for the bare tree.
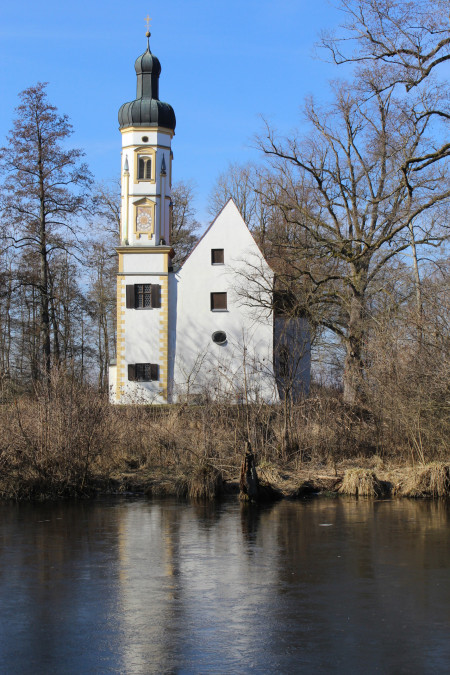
[319,1,450,354]
[0,83,92,379]
[320,0,450,170]
[258,76,450,404]
[170,180,201,266]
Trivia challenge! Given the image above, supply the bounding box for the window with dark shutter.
[131,363,159,381]
[126,284,162,309]
[126,285,135,309]
[211,249,224,264]
[151,284,161,308]
[211,292,227,311]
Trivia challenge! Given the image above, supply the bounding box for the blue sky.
[1,0,346,223]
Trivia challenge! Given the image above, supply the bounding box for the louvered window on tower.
[128,363,159,381]
[126,284,161,309]
[138,156,152,180]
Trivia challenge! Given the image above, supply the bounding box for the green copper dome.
[118,40,176,131]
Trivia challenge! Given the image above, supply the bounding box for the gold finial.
[145,14,152,38]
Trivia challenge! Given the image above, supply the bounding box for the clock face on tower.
[136,206,153,233]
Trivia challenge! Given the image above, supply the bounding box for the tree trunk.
[38,138,51,378]
[343,284,366,406]
[239,442,260,502]
[48,270,60,366]
[409,221,423,347]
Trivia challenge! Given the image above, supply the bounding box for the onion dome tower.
[117,28,175,247]
[113,26,175,405]
[118,42,176,131]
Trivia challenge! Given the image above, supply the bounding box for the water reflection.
[0,498,448,674]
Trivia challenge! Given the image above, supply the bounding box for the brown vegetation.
[0,369,448,501]
[339,469,389,498]
[395,463,450,499]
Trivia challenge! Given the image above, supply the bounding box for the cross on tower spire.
[145,14,152,36]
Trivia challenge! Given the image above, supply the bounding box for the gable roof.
[180,198,273,271]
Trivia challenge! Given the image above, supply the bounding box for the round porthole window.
[212,331,227,345]
[141,136,149,142]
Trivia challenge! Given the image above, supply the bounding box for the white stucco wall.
[172,200,277,402]
[115,244,169,404]
[110,199,312,405]
[123,254,167,274]
[121,128,172,247]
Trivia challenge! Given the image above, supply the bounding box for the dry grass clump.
[397,463,450,498]
[184,462,223,501]
[339,468,390,497]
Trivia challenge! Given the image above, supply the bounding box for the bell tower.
[112,26,176,403]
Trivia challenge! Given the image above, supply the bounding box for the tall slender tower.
[112,28,176,403]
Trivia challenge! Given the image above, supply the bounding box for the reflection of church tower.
[113,28,176,403]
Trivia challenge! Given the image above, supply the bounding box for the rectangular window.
[126,284,161,309]
[211,292,227,311]
[128,363,159,381]
[136,283,152,308]
[211,249,224,264]
[138,156,152,180]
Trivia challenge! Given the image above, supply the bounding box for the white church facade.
[109,34,310,404]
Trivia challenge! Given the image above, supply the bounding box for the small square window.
[211,292,227,311]
[211,249,224,264]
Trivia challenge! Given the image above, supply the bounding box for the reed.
[397,463,450,498]
[339,468,390,497]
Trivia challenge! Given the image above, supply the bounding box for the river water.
[0,497,448,674]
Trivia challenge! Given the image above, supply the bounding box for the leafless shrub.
[0,368,121,499]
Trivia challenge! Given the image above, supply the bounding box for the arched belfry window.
[138,156,152,180]
[134,148,155,185]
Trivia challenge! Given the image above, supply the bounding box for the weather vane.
[145,14,152,37]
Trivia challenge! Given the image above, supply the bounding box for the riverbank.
[1,455,449,502]
[0,373,448,501]
[109,459,450,501]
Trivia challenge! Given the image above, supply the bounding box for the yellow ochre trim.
[121,170,130,243]
[120,126,175,138]
[122,142,172,151]
[115,275,126,402]
[116,246,173,254]
[132,197,156,241]
[133,147,156,185]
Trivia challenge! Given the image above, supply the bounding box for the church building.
[109,32,310,404]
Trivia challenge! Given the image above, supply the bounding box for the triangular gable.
[180,198,273,273]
